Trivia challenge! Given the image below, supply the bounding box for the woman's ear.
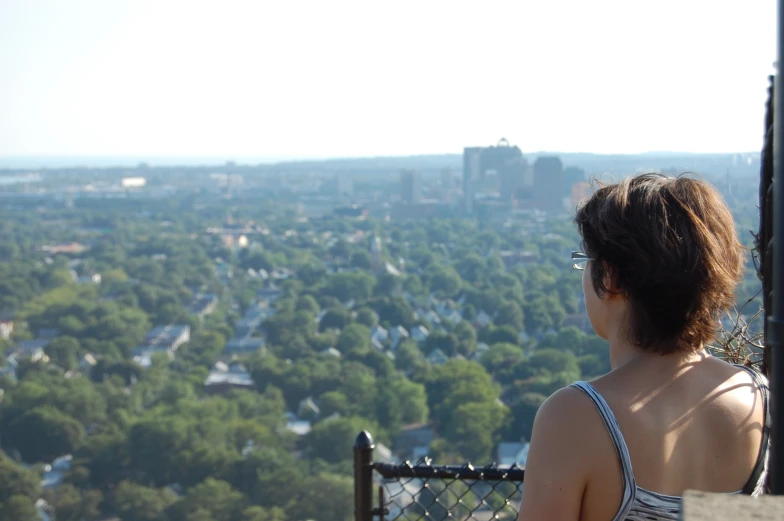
[602,261,622,297]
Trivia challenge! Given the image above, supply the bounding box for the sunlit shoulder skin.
[517,386,609,521]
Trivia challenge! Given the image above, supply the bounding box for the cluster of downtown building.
[394,138,589,221]
[0,144,757,223]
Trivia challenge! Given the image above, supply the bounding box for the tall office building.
[499,157,528,202]
[462,138,526,212]
[463,147,483,194]
[533,156,565,212]
[462,148,482,215]
[400,170,422,203]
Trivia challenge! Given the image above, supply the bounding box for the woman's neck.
[608,330,707,371]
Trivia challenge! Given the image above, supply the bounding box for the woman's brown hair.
[574,173,745,354]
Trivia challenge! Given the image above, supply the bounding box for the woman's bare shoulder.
[519,385,616,521]
[532,386,611,445]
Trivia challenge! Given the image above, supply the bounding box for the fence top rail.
[371,460,526,482]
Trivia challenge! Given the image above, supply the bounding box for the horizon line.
[0,150,761,170]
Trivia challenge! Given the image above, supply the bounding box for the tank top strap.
[732,364,770,395]
[731,364,771,495]
[570,381,636,520]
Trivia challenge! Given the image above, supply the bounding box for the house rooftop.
[286,420,312,436]
[137,325,190,352]
[204,365,254,387]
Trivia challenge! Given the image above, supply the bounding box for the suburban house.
[434,300,454,316]
[11,339,50,363]
[257,287,281,304]
[442,309,463,325]
[0,319,13,341]
[375,443,395,464]
[37,328,60,340]
[285,419,312,437]
[270,268,293,281]
[474,310,493,328]
[471,342,490,362]
[389,326,409,349]
[426,349,449,366]
[69,270,101,285]
[132,353,154,368]
[410,325,429,343]
[394,423,436,462]
[187,293,219,318]
[139,325,190,352]
[223,336,265,356]
[371,338,385,351]
[41,242,87,255]
[17,338,51,351]
[377,261,402,277]
[370,325,389,345]
[424,311,442,327]
[321,347,341,358]
[204,362,255,395]
[297,397,321,420]
[234,316,262,338]
[78,353,97,374]
[497,441,530,468]
[214,261,233,281]
[41,455,73,489]
[132,325,191,364]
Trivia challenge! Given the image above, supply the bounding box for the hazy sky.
[0,0,776,160]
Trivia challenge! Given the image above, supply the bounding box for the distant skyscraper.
[400,170,422,203]
[564,166,586,193]
[498,158,528,202]
[533,156,565,212]
[463,147,482,196]
[463,138,526,212]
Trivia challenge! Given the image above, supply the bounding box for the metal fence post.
[354,431,375,521]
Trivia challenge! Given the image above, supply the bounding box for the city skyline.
[0,0,776,160]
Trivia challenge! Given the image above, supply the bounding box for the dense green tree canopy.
[0,175,754,521]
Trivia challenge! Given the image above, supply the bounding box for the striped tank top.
[570,364,770,521]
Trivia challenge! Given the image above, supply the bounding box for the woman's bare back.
[578,355,766,521]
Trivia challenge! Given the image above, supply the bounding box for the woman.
[517,174,769,521]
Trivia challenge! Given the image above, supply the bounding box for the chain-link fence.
[354,432,524,521]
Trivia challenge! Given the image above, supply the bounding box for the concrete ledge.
[681,490,784,521]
